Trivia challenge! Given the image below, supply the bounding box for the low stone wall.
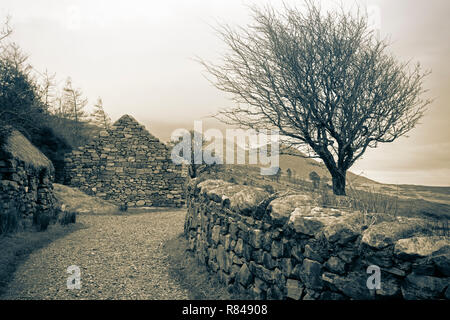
[184,179,450,300]
[0,128,57,233]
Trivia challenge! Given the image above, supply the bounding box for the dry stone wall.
[64,115,185,207]
[185,179,450,300]
[0,127,57,233]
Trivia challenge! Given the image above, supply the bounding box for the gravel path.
[1,209,190,300]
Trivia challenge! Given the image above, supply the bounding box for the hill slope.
[278,153,378,186]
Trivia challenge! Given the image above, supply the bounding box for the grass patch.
[164,233,250,300]
[53,183,119,215]
[0,222,83,296]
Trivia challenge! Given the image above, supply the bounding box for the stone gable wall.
[63,115,185,207]
[184,179,450,300]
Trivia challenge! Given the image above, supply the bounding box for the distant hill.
[278,153,378,186]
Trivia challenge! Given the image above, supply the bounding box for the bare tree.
[201,2,431,195]
[39,70,56,112]
[91,97,111,130]
[286,168,292,182]
[62,77,88,136]
[0,15,12,43]
[309,171,320,189]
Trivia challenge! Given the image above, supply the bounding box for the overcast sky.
[1,0,449,186]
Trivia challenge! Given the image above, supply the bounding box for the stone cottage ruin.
[64,115,185,207]
[0,126,57,233]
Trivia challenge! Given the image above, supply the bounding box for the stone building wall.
[0,127,57,233]
[64,115,185,207]
[184,179,450,300]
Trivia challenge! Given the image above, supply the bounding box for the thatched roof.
[1,127,54,171]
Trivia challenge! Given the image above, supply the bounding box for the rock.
[300,259,323,290]
[401,274,449,300]
[234,238,244,257]
[322,214,361,244]
[322,271,373,300]
[304,243,327,263]
[273,268,285,288]
[211,225,221,245]
[271,240,284,258]
[237,263,253,287]
[267,194,313,226]
[229,187,269,213]
[263,251,276,270]
[376,276,402,298]
[430,250,450,276]
[289,206,359,238]
[230,264,241,280]
[363,248,394,268]
[249,262,274,284]
[135,200,145,206]
[288,206,319,235]
[337,250,357,264]
[383,267,406,277]
[267,285,283,300]
[319,291,346,300]
[252,249,264,264]
[445,286,450,300]
[250,285,266,300]
[361,218,429,249]
[249,229,263,249]
[254,277,268,291]
[394,236,450,260]
[280,258,293,277]
[324,256,346,275]
[290,244,303,261]
[411,259,435,276]
[286,279,303,300]
[216,245,230,273]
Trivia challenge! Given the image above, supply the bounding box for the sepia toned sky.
[1,0,449,186]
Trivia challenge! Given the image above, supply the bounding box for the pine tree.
[91,97,111,130]
[62,77,88,124]
[61,77,88,141]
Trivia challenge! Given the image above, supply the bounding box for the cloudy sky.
[1,0,449,186]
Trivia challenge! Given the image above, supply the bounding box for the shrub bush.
[0,207,19,235]
[262,184,275,194]
[59,210,76,225]
[227,177,237,184]
[37,214,51,231]
[119,203,128,212]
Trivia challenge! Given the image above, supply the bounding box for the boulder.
[321,271,374,300]
[401,274,449,300]
[376,276,402,299]
[267,194,313,226]
[362,218,429,250]
[299,259,323,290]
[394,236,450,260]
[237,263,253,287]
[286,279,303,300]
[229,187,269,213]
[288,206,360,242]
[430,250,450,277]
[324,256,346,275]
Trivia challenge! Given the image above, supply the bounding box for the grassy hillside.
[278,153,378,186]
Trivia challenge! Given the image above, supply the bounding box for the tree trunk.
[331,170,346,196]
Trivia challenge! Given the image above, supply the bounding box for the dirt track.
[0,209,189,300]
